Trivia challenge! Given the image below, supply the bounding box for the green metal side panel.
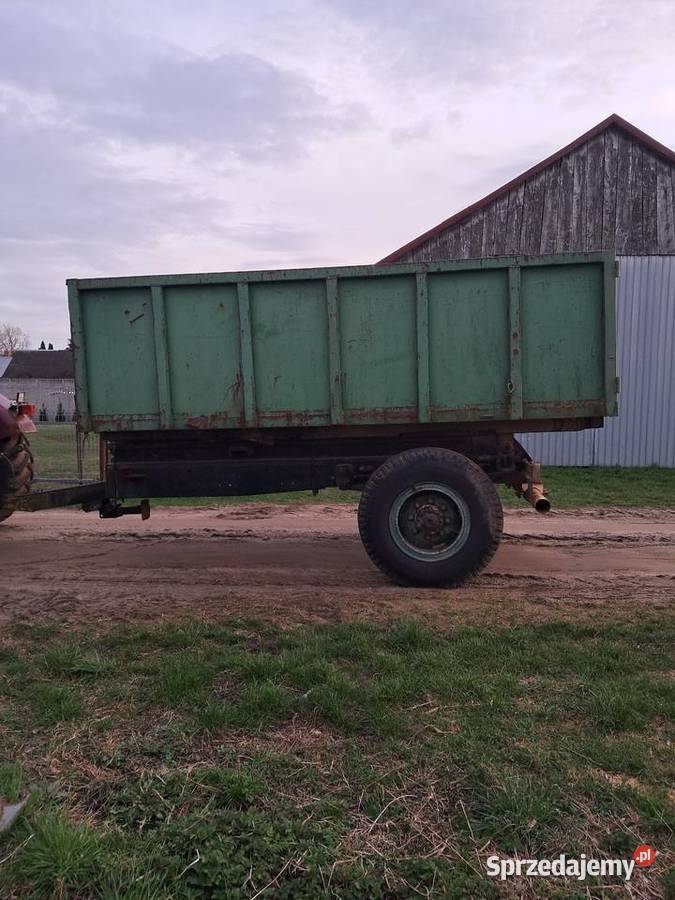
[249,280,330,425]
[164,284,242,425]
[68,253,617,433]
[339,275,417,418]
[80,288,158,427]
[427,269,510,419]
[521,263,605,416]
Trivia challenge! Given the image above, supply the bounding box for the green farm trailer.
[4,252,618,586]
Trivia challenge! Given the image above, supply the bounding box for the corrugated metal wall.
[518,255,675,467]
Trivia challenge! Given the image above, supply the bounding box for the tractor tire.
[358,447,503,587]
[0,431,34,523]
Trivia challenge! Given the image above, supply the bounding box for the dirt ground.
[2,504,674,629]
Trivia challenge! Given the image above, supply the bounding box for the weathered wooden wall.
[401,126,675,261]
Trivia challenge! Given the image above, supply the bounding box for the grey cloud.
[0,6,148,99]
[0,116,227,253]
[324,0,675,97]
[390,120,433,146]
[218,222,313,252]
[0,6,370,162]
[324,0,523,88]
[84,52,370,160]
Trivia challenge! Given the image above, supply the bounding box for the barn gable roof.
[1,350,74,380]
[379,114,675,264]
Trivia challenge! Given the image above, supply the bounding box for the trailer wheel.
[358,447,502,587]
[0,431,34,523]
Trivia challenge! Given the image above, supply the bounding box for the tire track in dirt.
[2,505,673,628]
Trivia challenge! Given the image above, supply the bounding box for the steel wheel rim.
[388,482,471,562]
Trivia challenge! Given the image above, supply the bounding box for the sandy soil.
[2,504,674,629]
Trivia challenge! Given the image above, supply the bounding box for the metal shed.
[381,114,675,467]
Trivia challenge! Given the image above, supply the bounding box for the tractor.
[0,393,36,523]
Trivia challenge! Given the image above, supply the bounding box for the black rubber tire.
[0,431,34,523]
[358,447,503,587]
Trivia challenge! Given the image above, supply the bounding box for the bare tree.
[0,323,30,356]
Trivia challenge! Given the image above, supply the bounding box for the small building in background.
[0,350,75,423]
[380,114,675,468]
[0,357,10,378]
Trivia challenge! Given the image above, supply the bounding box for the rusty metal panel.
[68,254,617,434]
[518,256,675,467]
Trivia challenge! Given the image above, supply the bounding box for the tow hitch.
[96,498,151,520]
[17,484,150,520]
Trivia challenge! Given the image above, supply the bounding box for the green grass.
[530,465,675,508]
[14,813,107,897]
[27,423,99,482]
[150,465,675,509]
[1,617,673,897]
[28,683,84,725]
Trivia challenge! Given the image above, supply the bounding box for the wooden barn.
[381,114,675,467]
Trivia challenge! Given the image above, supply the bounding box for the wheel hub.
[389,483,471,561]
[415,502,445,532]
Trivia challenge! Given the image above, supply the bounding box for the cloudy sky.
[1,0,674,348]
